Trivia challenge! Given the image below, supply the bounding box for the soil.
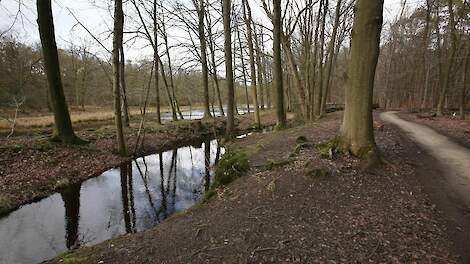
[45,112,465,263]
[0,111,282,216]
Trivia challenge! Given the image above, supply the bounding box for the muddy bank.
[0,111,281,216]
[46,112,461,263]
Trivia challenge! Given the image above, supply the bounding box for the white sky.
[0,0,419,63]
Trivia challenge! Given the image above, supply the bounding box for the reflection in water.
[120,162,135,233]
[161,107,252,121]
[60,183,81,249]
[0,140,224,264]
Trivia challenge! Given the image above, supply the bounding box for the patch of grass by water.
[203,149,249,202]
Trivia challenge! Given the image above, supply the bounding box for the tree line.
[4,0,467,161]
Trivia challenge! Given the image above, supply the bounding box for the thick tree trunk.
[223,0,234,139]
[273,0,286,128]
[197,0,212,118]
[37,0,80,144]
[339,0,383,159]
[112,0,127,156]
[242,0,260,127]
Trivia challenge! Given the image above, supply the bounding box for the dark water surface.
[0,140,224,264]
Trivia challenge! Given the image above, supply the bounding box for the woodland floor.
[45,111,469,263]
[0,110,283,215]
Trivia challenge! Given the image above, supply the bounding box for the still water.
[161,107,252,120]
[0,139,224,264]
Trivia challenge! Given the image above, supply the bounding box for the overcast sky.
[0,0,419,63]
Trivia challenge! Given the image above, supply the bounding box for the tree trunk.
[460,44,469,120]
[197,0,212,118]
[120,45,130,127]
[273,0,286,128]
[112,0,127,156]
[310,0,323,118]
[315,0,327,118]
[153,0,161,124]
[254,24,265,110]
[205,10,225,117]
[321,0,342,115]
[242,0,261,127]
[236,25,250,114]
[437,0,456,116]
[37,0,80,144]
[223,0,234,139]
[282,38,307,116]
[339,0,383,159]
[420,0,431,111]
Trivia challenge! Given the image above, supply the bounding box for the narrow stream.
[0,139,224,264]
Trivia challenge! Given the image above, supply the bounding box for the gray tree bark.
[339,0,383,159]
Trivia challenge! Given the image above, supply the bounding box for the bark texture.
[112,0,128,156]
[339,0,383,159]
[37,0,80,144]
[223,0,234,139]
[273,0,286,128]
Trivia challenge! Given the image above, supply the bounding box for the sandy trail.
[381,111,470,208]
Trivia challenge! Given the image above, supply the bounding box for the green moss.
[0,194,13,215]
[295,136,308,144]
[262,159,295,171]
[316,137,341,159]
[53,178,70,190]
[47,251,90,264]
[355,145,374,160]
[213,150,249,188]
[290,142,315,158]
[203,149,249,202]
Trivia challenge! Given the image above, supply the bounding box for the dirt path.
[381,111,470,261]
[381,111,470,208]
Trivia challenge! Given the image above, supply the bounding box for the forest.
[0,0,469,263]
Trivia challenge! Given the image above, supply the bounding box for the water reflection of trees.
[120,140,222,233]
[120,162,136,233]
[60,183,81,249]
[52,140,226,257]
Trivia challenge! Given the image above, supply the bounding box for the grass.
[0,105,200,130]
[45,251,91,264]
